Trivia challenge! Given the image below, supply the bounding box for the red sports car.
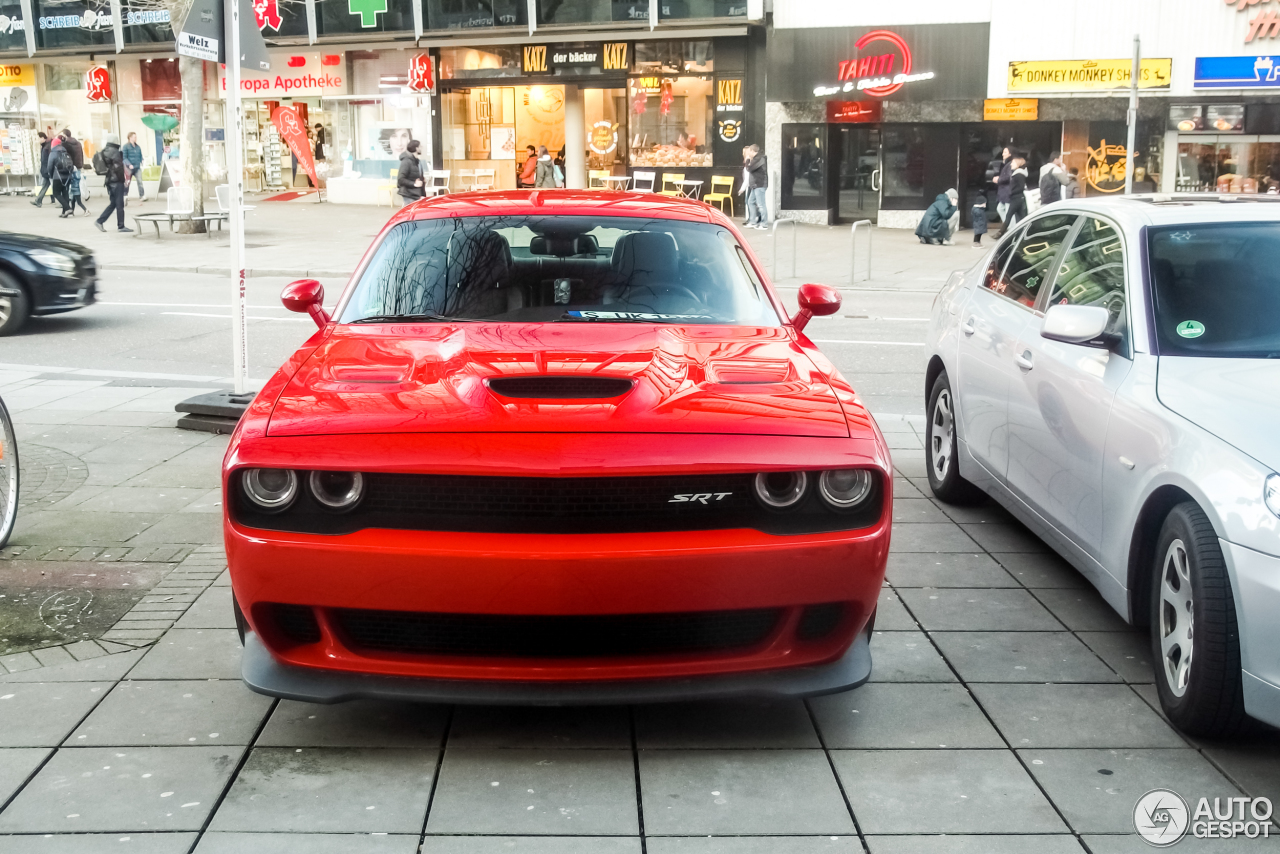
[224,190,892,703]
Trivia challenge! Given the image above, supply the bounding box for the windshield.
[1149,222,1280,358]
[339,215,780,326]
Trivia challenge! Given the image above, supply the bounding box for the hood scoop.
[487,375,635,400]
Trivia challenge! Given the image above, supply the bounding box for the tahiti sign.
[813,30,935,98]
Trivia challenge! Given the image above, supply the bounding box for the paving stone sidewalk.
[0,375,1277,853]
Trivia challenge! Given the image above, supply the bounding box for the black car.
[0,231,96,336]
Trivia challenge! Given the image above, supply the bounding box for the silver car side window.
[987,214,1077,310]
[1050,216,1129,352]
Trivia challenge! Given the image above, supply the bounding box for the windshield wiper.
[350,313,477,324]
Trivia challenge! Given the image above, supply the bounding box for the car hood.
[266,323,853,438]
[1157,356,1280,471]
[0,232,91,257]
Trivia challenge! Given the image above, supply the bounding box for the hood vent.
[487,376,634,400]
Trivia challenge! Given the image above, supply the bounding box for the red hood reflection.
[266,323,856,438]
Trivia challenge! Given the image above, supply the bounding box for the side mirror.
[792,283,842,332]
[282,279,331,329]
[1041,304,1110,347]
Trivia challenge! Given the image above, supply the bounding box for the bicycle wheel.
[0,394,17,549]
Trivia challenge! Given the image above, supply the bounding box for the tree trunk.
[176,54,206,234]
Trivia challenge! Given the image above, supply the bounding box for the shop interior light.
[531,85,544,99]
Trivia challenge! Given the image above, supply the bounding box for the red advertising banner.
[271,105,319,188]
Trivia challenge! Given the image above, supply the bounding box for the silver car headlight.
[1265,473,1280,520]
[30,249,76,277]
[242,468,298,513]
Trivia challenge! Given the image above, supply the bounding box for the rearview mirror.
[282,279,331,329]
[792,283,841,332]
[1041,304,1110,347]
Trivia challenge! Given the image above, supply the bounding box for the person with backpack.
[534,145,556,188]
[31,132,51,207]
[122,131,146,202]
[48,137,74,217]
[93,134,131,233]
[1038,151,1069,206]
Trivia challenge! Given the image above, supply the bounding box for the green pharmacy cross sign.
[349,0,387,27]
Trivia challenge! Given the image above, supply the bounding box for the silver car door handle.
[1014,350,1034,371]
[961,317,976,336]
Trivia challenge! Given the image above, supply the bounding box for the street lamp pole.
[226,0,248,395]
[1125,34,1140,195]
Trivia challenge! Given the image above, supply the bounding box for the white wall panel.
[774,0,992,29]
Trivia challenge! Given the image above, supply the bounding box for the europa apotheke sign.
[219,55,347,97]
[812,30,934,98]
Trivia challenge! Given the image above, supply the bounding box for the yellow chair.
[658,172,685,197]
[703,175,736,215]
[588,169,609,189]
[377,168,398,206]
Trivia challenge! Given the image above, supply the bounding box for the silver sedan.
[923,196,1280,738]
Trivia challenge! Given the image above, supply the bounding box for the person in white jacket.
[1038,151,1070,205]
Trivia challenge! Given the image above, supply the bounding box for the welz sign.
[815,30,934,98]
[178,31,218,62]
[1195,55,1280,87]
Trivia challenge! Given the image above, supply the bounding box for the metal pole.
[850,220,872,284]
[1125,34,1140,195]
[227,0,248,396]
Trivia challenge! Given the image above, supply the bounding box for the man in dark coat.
[992,146,1012,223]
[31,132,51,206]
[47,137,74,217]
[915,189,959,245]
[94,134,131,232]
[396,140,425,206]
[999,153,1029,237]
[59,129,84,169]
[744,144,769,229]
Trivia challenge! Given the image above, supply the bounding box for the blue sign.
[1195,55,1280,88]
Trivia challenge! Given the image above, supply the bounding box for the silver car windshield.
[1149,222,1280,358]
[339,215,780,326]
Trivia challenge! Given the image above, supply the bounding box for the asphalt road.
[1,270,941,419]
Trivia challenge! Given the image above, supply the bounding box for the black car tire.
[925,372,985,505]
[0,272,29,337]
[1150,501,1252,738]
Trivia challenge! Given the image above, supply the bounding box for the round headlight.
[309,470,365,512]
[1265,473,1280,520]
[819,469,874,510]
[754,471,808,509]
[242,468,298,512]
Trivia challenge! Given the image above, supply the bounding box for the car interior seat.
[604,232,682,312]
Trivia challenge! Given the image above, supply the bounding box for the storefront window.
[659,0,746,19]
[628,76,712,168]
[439,46,524,80]
[428,0,525,29]
[0,0,23,52]
[781,123,825,210]
[584,87,626,172]
[121,0,172,44]
[34,0,115,49]
[537,0,611,25]
[634,40,713,74]
[318,0,414,36]
[39,62,112,150]
[881,126,925,204]
[255,0,309,41]
[442,84,563,189]
[1176,139,1280,193]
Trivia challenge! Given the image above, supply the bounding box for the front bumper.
[1224,539,1280,729]
[29,270,96,315]
[241,622,873,704]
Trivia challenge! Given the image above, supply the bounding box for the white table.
[602,175,632,191]
[673,179,704,199]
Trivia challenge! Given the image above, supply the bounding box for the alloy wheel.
[0,295,9,327]
[1159,538,1194,697]
[930,388,954,481]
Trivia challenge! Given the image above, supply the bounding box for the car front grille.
[233,470,884,536]
[331,606,783,658]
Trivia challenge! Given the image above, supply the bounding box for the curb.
[100,263,353,279]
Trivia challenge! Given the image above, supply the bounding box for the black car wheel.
[0,272,29,337]
[925,372,984,505]
[1150,501,1251,738]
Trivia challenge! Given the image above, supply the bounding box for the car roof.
[1039,194,1280,230]
[393,189,717,225]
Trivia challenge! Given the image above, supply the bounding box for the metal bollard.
[771,218,797,281]
[850,219,872,285]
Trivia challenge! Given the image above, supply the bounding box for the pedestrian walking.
[518,145,537,188]
[59,129,89,211]
[999,151,1029,236]
[122,131,146,203]
[915,188,958,245]
[744,144,769,229]
[48,137,74,217]
[534,145,555,188]
[93,134,131,233]
[1065,167,1082,199]
[68,166,89,216]
[971,195,989,247]
[396,139,425,206]
[31,132,51,207]
[1038,151,1069,205]
[992,146,1013,224]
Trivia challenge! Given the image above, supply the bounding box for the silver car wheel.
[0,295,10,327]
[930,388,954,481]
[1158,538,1194,698]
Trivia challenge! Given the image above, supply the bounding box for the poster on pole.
[271,105,319,187]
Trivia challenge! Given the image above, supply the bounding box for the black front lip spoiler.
[240,628,873,705]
